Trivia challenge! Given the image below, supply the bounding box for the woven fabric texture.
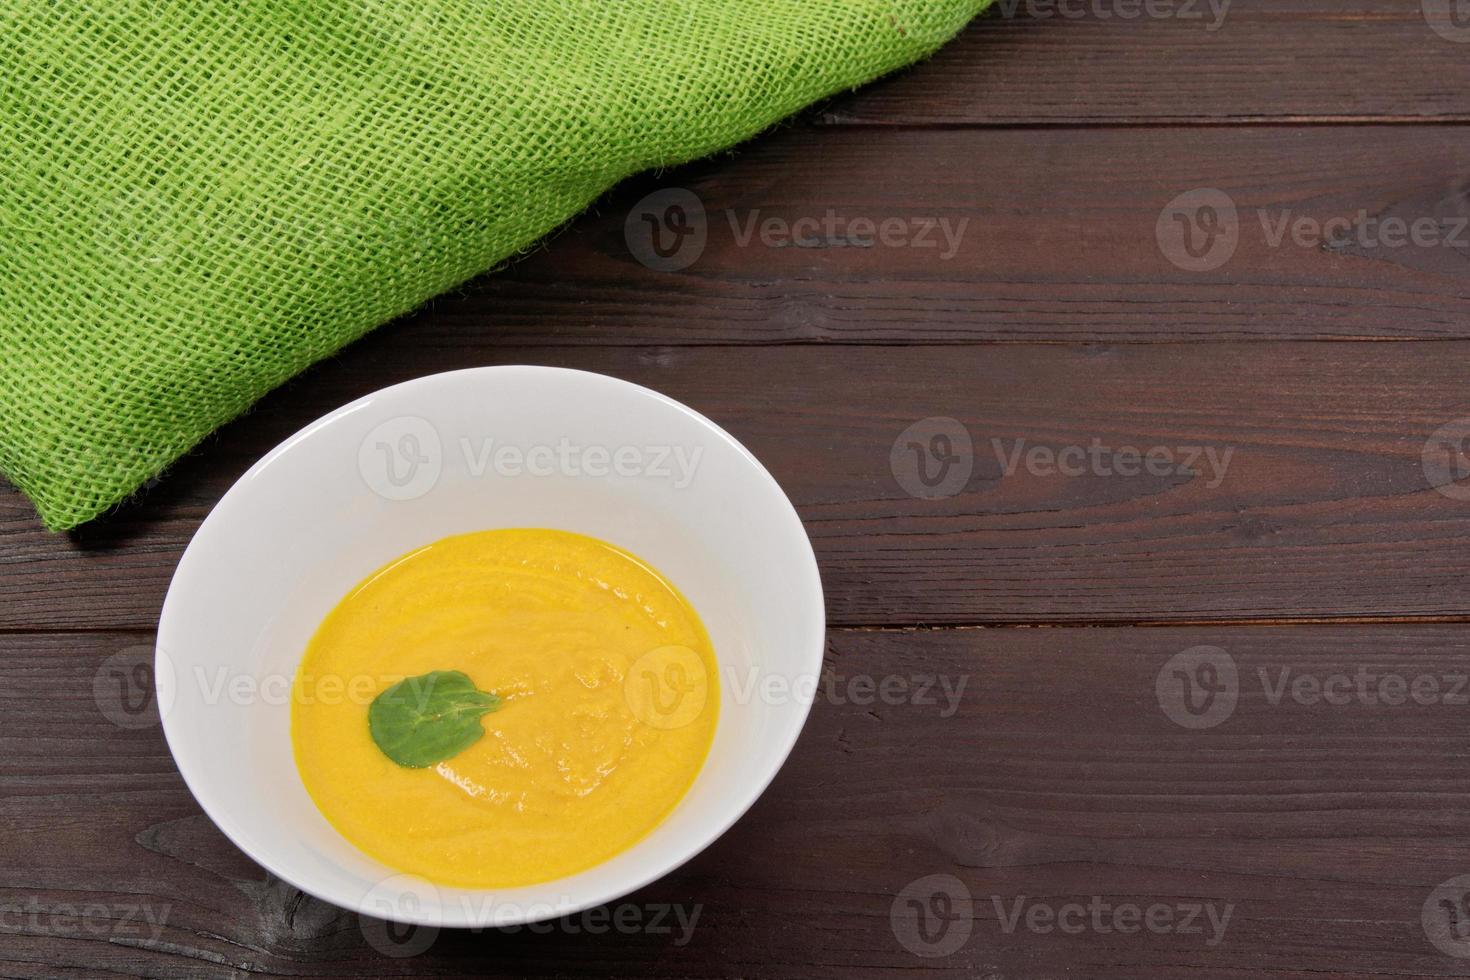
[1,1,989,530]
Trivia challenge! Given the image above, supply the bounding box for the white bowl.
[157,366,824,929]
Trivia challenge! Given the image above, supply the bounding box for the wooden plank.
[4,341,1470,629]
[456,125,1470,345]
[7,627,1470,977]
[825,0,1470,126]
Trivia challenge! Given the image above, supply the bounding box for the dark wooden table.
[7,2,1470,976]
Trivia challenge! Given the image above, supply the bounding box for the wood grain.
[7,628,1470,978]
[450,125,1470,345]
[825,0,1470,126]
[5,4,1470,976]
[5,341,1470,631]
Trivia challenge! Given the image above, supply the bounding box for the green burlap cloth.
[1,1,988,531]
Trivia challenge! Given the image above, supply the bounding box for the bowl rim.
[156,365,825,928]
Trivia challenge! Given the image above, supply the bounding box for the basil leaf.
[368,670,502,768]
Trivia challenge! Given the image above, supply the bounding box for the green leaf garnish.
[368,670,502,768]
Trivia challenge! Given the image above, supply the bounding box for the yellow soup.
[291,528,719,888]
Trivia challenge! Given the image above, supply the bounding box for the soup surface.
[291,528,718,888]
